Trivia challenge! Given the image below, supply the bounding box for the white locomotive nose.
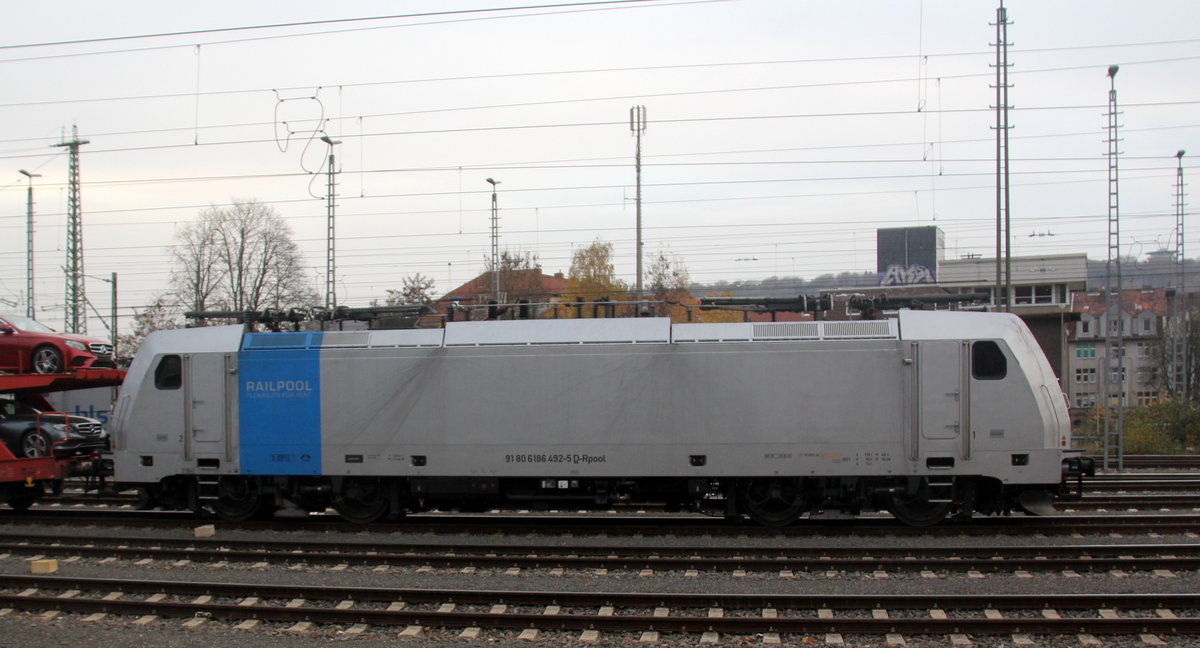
[110,310,1076,527]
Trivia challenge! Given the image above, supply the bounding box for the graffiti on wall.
[880,264,935,286]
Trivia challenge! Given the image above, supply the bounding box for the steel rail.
[5,509,1200,536]
[34,490,1200,508]
[1117,455,1200,469]
[5,529,1199,559]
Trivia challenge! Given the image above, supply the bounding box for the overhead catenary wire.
[0,0,718,64]
[4,49,1200,116]
[2,4,1196,319]
[0,165,1184,230]
[0,0,688,51]
[0,100,1196,165]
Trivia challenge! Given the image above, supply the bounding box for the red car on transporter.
[0,314,115,374]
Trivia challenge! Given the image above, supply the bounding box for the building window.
[1136,367,1159,385]
[1075,368,1096,384]
[1075,344,1096,359]
[1136,342,1151,357]
[1075,394,1096,408]
[1136,391,1159,406]
[1080,319,1092,337]
[1109,343,1125,358]
[1014,284,1057,305]
[1109,367,1127,384]
[1142,317,1153,333]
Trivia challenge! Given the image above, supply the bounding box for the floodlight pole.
[18,169,41,319]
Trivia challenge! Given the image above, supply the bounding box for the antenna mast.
[630,105,647,305]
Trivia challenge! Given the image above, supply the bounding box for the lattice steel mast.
[1102,66,1124,470]
[320,135,340,311]
[52,125,89,334]
[1171,150,1188,400]
[991,1,1013,311]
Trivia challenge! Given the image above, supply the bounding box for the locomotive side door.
[183,352,232,461]
[911,340,968,461]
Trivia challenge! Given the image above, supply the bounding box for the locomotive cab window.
[971,341,1006,380]
[154,355,182,390]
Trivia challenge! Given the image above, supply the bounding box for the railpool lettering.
[243,380,316,400]
[245,380,314,392]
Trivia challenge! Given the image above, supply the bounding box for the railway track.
[7,508,1200,536]
[0,574,1195,640]
[32,490,1200,508]
[1,529,1197,574]
[1061,494,1200,508]
[7,470,1200,645]
[1106,455,1200,470]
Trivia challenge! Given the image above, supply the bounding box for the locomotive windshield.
[971,341,1007,380]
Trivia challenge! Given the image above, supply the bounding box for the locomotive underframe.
[134,467,1084,527]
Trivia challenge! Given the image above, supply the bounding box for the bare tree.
[170,200,315,313]
[484,250,545,302]
[384,273,437,306]
[170,215,224,312]
[647,246,691,299]
[1155,307,1200,402]
[117,295,180,357]
[646,246,692,318]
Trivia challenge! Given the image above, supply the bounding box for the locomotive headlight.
[64,340,87,351]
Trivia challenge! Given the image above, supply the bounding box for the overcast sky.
[0,0,1197,332]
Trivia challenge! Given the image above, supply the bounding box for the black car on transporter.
[0,397,108,458]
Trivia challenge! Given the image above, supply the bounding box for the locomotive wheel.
[332,477,391,524]
[887,491,952,527]
[134,486,160,510]
[212,476,274,522]
[740,478,807,526]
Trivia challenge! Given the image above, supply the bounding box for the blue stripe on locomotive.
[237,332,324,475]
